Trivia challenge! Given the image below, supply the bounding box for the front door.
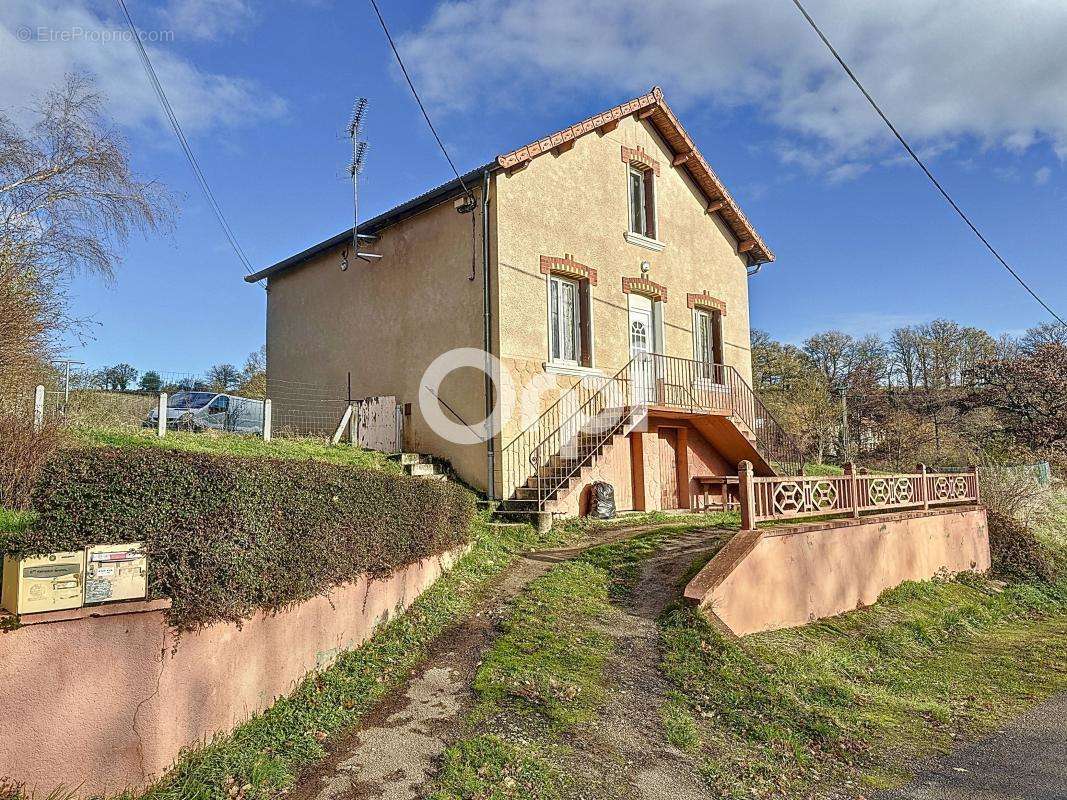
[629,295,655,405]
[658,428,680,509]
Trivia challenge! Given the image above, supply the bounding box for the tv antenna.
[342,97,381,271]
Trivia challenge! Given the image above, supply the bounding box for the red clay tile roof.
[496,87,774,264]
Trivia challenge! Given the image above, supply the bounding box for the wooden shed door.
[658,428,680,510]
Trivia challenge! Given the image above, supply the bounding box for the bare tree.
[1019,322,1067,354]
[238,345,267,398]
[0,74,171,399]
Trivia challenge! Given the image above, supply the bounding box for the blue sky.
[3,0,1065,376]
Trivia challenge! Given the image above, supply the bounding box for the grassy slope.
[432,522,716,800]
[71,427,400,472]
[660,575,1067,798]
[133,515,572,800]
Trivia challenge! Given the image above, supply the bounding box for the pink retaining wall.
[684,507,989,636]
[0,546,467,795]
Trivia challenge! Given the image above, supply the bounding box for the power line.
[789,0,1066,328]
[115,0,265,288]
[366,0,473,201]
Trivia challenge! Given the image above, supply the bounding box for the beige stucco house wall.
[250,87,775,500]
[263,188,495,489]
[495,111,754,440]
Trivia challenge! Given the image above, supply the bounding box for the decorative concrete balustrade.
[737,461,981,530]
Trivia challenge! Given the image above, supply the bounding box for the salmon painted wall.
[0,547,467,795]
[686,508,990,635]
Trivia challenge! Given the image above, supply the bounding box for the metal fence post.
[33,385,45,431]
[157,392,167,438]
[973,465,981,504]
[262,398,272,442]
[738,460,756,531]
[845,461,860,517]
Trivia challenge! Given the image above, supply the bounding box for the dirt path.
[290,521,703,800]
[571,527,731,800]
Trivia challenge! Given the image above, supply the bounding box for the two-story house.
[247,87,801,517]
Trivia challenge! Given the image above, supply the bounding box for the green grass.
[433,528,698,799]
[72,427,400,472]
[802,463,845,476]
[471,560,614,731]
[0,508,36,534]
[660,576,1067,798]
[130,515,560,800]
[553,509,740,540]
[430,735,568,800]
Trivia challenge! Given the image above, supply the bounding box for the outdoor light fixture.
[640,260,651,274]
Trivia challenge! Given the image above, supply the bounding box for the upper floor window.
[628,165,656,240]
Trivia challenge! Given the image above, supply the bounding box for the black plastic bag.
[589,481,616,519]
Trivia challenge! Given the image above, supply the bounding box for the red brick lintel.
[622,276,668,303]
[687,291,727,315]
[540,254,598,285]
[621,145,661,176]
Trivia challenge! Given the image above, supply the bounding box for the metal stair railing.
[500,354,803,509]
[646,354,803,474]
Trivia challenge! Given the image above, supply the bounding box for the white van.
[145,391,264,434]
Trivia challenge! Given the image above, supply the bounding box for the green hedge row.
[6,447,475,630]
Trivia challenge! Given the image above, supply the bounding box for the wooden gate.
[333,395,403,452]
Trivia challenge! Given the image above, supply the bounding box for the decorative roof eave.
[495,87,774,264]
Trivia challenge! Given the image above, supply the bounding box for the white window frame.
[547,273,582,366]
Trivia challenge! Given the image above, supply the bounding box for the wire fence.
[267,377,350,439]
[14,368,394,446]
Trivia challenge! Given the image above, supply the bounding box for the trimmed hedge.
[6,447,475,630]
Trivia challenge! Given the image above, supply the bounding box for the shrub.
[5,447,475,630]
[0,411,65,511]
[980,464,1063,582]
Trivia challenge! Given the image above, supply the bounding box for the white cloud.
[160,0,255,41]
[399,0,1067,171]
[0,0,285,135]
[1034,166,1052,185]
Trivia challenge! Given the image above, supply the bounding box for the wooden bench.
[692,475,740,511]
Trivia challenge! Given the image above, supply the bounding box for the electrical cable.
[789,0,1065,327]
[115,0,265,288]
[366,0,474,202]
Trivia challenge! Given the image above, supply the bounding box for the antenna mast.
[343,98,381,270]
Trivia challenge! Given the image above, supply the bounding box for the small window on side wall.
[628,165,656,239]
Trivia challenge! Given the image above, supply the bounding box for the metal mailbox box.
[84,543,148,605]
[1,551,86,615]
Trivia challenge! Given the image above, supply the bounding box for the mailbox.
[84,543,148,605]
[1,551,85,615]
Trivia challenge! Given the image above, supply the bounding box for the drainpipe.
[481,168,496,499]
[746,254,764,278]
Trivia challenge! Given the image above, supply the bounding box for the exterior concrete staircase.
[499,354,803,515]
[392,452,450,481]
